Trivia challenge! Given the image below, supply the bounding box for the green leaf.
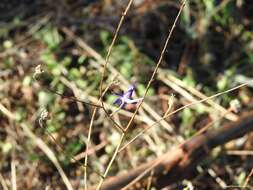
[38,91,52,107]
[35,26,62,50]
[1,142,12,153]
[22,76,32,87]
[78,55,87,64]
[100,31,111,47]
[136,84,154,97]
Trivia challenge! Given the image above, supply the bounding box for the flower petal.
[125,98,143,104]
[124,85,135,99]
[113,98,122,105]
[113,92,123,97]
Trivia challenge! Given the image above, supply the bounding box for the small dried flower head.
[164,94,175,116]
[33,64,44,79]
[38,108,49,127]
[113,85,143,109]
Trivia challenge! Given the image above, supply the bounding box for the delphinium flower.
[113,85,143,109]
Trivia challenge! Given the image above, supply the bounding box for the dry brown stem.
[92,111,253,190]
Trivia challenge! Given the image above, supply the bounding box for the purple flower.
[113,85,143,108]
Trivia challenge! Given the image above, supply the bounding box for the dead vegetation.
[0,0,253,189]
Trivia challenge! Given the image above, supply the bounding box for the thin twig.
[34,75,102,108]
[194,107,233,136]
[119,80,252,152]
[95,1,187,189]
[59,77,124,132]
[99,0,133,122]
[11,159,17,190]
[85,1,134,189]
[87,0,136,148]
[119,102,242,188]
[244,167,253,188]
[99,0,134,104]
[146,169,154,190]
[226,150,253,156]
[158,69,238,121]
[84,83,118,190]
[96,133,125,190]
[124,0,187,132]
[0,173,8,190]
[207,168,227,189]
[72,141,107,162]
[0,103,16,120]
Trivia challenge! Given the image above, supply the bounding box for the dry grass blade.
[0,103,16,120]
[244,167,253,188]
[0,173,8,190]
[158,70,238,121]
[226,150,253,156]
[11,159,17,190]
